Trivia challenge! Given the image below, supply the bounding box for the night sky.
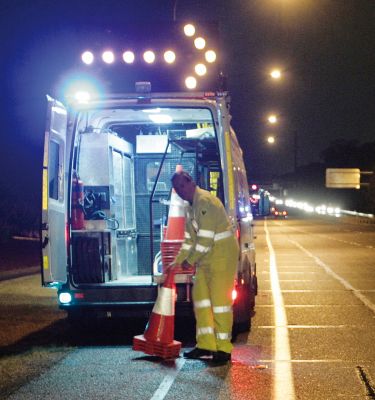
[0,0,374,198]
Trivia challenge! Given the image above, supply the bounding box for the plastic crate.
[161,240,195,274]
[133,335,181,359]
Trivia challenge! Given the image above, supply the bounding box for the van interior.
[70,106,224,286]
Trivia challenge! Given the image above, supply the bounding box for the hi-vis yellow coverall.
[174,187,240,353]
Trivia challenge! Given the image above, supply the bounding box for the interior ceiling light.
[149,114,173,123]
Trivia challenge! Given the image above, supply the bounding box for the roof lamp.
[164,50,176,64]
[194,37,206,50]
[184,24,195,37]
[143,50,156,64]
[195,63,207,76]
[185,76,197,89]
[123,51,135,64]
[149,114,173,124]
[268,115,277,124]
[102,51,115,64]
[81,51,94,65]
[74,91,91,104]
[205,50,216,63]
[270,69,281,79]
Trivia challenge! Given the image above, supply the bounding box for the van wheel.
[232,283,252,335]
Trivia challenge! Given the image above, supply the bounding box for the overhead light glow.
[102,50,115,64]
[184,24,195,37]
[195,63,207,76]
[122,51,135,64]
[268,114,278,124]
[149,114,173,124]
[81,51,94,65]
[164,50,176,64]
[270,69,282,79]
[205,50,216,63]
[143,50,156,64]
[267,136,275,144]
[185,76,197,89]
[74,91,91,104]
[194,37,206,50]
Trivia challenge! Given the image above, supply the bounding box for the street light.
[270,69,282,80]
[267,135,276,144]
[268,114,278,124]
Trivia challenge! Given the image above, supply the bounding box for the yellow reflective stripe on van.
[43,255,49,270]
[42,168,48,210]
[225,131,235,210]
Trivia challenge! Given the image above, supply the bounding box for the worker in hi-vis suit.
[170,171,239,363]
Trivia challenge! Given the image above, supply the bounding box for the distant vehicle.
[40,83,257,333]
[250,188,271,217]
[273,209,288,219]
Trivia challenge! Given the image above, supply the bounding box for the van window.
[49,140,60,200]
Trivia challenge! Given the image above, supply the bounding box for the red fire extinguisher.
[71,174,85,230]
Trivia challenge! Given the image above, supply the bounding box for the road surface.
[1,215,374,399]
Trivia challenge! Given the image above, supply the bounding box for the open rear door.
[41,95,68,286]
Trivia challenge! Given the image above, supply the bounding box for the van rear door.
[41,95,68,286]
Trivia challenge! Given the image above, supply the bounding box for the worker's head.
[171,171,196,203]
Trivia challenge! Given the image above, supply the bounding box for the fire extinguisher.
[71,174,85,230]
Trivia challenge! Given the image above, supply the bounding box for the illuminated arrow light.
[183,24,196,37]
[194,37,206,50]
[185,76,197,89]
[164,50,176,64]
[195,63,207,76]
[143,50,156,64]
[205,50,216,63]
[102,50,115,64]
[81,51,94,65]
[122,50,135,64]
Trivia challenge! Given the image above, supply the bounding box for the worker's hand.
[181,260,193,270]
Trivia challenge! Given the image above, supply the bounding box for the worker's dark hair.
[171,171,194,183]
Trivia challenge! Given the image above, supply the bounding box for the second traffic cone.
[133,269,181,358]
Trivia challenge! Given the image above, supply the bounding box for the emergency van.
[41,83,257,332]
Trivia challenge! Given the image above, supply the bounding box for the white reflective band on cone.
[213,305,232,313]
[153,287,175,316]
[195,299,211,308]
[197,327,214,335]
[216,332,231,340]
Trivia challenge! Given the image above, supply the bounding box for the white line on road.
[264,220,296,400]
[150,358,186,400]
[289,239,375,315]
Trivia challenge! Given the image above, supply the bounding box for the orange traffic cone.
[164,189,185,241]
[133,269,181,359]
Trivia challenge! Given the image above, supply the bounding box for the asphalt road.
[1,215,375,399]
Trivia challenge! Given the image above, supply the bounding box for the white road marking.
[289,239,375,315]
[264,220,296,400]
[150,358,186,400]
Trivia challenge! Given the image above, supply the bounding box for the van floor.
[105,275,155,285]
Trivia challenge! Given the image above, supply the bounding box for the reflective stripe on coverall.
[174,187,240,353]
